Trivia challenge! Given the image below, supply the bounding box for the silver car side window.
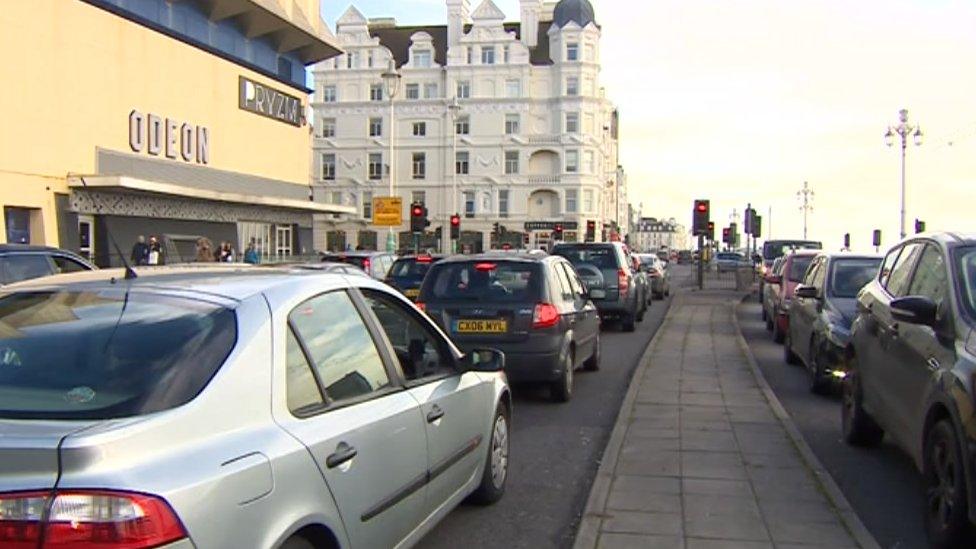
[360,290,455,381]
[289,291,391,404]
[285,327,325,415]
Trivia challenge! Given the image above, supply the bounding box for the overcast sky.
[321,0,976,252]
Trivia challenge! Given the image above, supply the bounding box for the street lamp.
[885,108,923,240]
[381,58,402,252]
[447,96,461,254]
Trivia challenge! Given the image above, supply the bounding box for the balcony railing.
[527,175,562,185]
[527,135,562,145]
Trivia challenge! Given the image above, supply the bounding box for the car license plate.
[404,288,420,298]
[455,319,507,334]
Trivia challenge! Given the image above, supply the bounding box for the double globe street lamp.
[884,109,923,240]
[381,59,402,253]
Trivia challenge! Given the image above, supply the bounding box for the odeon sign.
[128,110,210,165]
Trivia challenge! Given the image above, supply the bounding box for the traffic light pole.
[697,234,704,290]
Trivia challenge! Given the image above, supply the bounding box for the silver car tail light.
[0,489,186,548]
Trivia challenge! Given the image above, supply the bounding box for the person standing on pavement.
[222,242,235,263]
[244,240,260,264]
[147,236,162,266]
[130,235,149,266]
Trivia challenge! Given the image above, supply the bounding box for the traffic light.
[450,214,461,240]
[586,220,596,242]
[692,200,710,235]
[730,222,738,247]
[707,221,715,241]
[915,219,926,234]
[872,229,882,248]
[744,208,753,235]
[843,233,851,249]
[410,202,427,233]
[491,222,500,238]
[722,227,731,244]
[553,223,564,241]
[753,215,762,239]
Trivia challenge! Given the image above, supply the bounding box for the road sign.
[372,197,402,227]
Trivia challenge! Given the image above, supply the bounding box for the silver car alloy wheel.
[490,414,509,488]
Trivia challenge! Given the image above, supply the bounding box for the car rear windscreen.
[830,259,882,298]
[763,241,822,260]
[788,256,816,282]
[391,259,434,280]
[0,290,236,419]
[553,246,618,270]
[424,261,541,302]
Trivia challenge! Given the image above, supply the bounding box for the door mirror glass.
[794,285,819,300]
[462,348,505,372]
[890,296,938,327]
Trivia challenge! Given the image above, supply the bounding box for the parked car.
[552,242,643,332]
[759,239,822,302]
[320,251,396,280]
[770,250,819,343]
[386,254,447,300]
[762,257,786,329]
[629,253,652,311]
[715,252,748,273]
[639,254,671,299]
[269,261,369,276]
[783,253,882,393]
[0,244,94,285]
[843,233,976,548]
[418,253,600,402]
[0,265,511,549]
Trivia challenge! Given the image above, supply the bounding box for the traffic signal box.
[410,202,429,233]
[693,200,710,235]
[553,224,564,241]
[586,220,596,242]
[707,221,715,241]
[722,227,731,244]
[753,215,762,239]
[450,214,461,240]
[915,219,926,234]
[872,229,882,247]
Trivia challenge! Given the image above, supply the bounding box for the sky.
[320,0,976,252]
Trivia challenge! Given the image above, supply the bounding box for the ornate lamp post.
[884,109,923,240]
[381,59,402,252]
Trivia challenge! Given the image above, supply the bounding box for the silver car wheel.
[490,414,509,488]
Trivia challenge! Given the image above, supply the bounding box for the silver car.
[0,265,511,549]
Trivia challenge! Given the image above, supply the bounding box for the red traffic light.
[450,214,460,226]
[695,201,708,213]
[412,205,423,217]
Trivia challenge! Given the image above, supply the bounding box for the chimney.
[447,0,471,47]
[520,0,541,47]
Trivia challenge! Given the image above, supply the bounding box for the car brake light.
[417,256,432,263]
[533,303,560,329]
[475,263,497,272]
[617,269,629,297]
[363,259,371,272]
[0,490,186,549]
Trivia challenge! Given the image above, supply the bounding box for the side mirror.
[794,285,819,300]
[890,296,938,327]
[462,348,505,372]
[588,287,607,300]
[765,274,782,285]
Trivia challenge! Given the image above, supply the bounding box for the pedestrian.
[222,242,235,263]
[244,239,260,264]
[147,236,162,265]
[130,235,149,266]
[195,237,215,262]
[214,241,225,262]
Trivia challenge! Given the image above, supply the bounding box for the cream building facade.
[311,0,627,253]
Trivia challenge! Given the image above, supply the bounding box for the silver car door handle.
[427,405,445,423]
[326,442,358,469]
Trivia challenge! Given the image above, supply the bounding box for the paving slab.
[573,289,879,549]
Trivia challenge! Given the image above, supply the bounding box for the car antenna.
[76,176,137,280]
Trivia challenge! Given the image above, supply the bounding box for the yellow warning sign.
[372,197,403,227]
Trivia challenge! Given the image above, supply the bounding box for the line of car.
[0,241,666,549]
[760,232,976,549]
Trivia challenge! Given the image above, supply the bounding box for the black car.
[0,244,94,285]
[419,252,600,402]
[386,254,446,301]
[552,242,643,332]
[783,253,881,393]
[843,233,976,548]
[320,251,396,280]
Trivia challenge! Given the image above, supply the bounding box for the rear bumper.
[454,337,564,383]
[593,299,633,318]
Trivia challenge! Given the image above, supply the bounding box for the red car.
[768,250,819,344]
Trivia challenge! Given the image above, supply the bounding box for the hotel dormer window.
[414,50,432,68]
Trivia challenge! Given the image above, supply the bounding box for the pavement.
[574,288,879,549]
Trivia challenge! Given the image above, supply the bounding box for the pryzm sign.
[239,76,304,127]
[128,110,209,165]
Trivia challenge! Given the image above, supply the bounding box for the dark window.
[1,255,53,284]
[4,207,32,244]
[554,245,620,270]
[907,245,948,309]
[802,258,821,286]
[829,258,882,299]
[424,262,542,303]
[787,255,815,283]
[955,247,976,319]
[0,291,236,419]
[361,290,454,380]
[885,243,923,297]
[51,256,91,275]
[288,291,390,403]
[390,259,436,281]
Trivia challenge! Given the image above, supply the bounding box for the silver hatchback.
[0,266,511,549]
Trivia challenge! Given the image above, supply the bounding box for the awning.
[68,175,355,215]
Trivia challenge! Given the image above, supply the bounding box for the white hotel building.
[311,0,627,252]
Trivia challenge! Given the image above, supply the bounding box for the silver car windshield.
[0,290,236,419]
